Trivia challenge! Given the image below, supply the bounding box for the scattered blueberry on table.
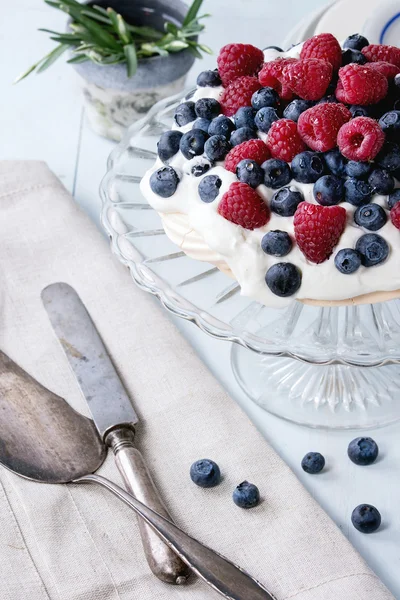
[351,504,381,533]
[348,437,379,466]
[301,452,325,474]
[190,459,221,488]
[232,481,260,508]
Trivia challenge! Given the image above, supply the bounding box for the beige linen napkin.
[0,160,393,600]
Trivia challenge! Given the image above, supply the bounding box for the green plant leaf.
[165,40,189,51]
[36,43,69,73]
[14,62,40,84]
[165,22,178,35]
[182,0,203,27]
[124,43,137,77]
[67,53,89,63]
[187,44,202,59]
[198,43,212,54]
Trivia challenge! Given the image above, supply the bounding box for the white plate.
[315,0,380,39]
[363,0,400,44]
[282,1,334,48]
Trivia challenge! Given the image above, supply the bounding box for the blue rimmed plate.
[363,0,400,44]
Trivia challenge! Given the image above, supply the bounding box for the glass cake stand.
[100,91,400,430]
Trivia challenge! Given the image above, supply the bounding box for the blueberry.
[150,166,179,197]
[251,86,280,110]
[388,188,400,209]
[261,230,292,256]
[195,98,220,120]
[236,159,264,188]
[254,107,279,133]
[356,233,389,266]
[341,48,367,66]
[376,142,400,172]
[204,135,232,161]
[395,74,400,92]
[301,452,325,474]
[317,94,339,104]
[291,151,325,184]
[190,459,221,488]
[262,158,292,189]
[198,175,222,203]
[271,187,304,216]
[196,69,222,87]
[230,127,257,146]
[191,162,211,177]
[349,105,373,118]
[351,504,381,534]
[193,117,211,133]
[368,168,395,195]
[344,178,373,206]
[343,33,369,51]
[232,481,260,509]
[265,262,302,297]
[379,110,400,139]
[234,107,257,130]
[348,437,379,466]
[283,99,314,122]
[345,161,372,179]
[354,203,387,231]
[324,148,347,177]
[313,175,344,206]
[180,129,209,160]
[174,101,196,126]
[208,115,235,138]
[157,130,183,163]
[335,249,362,274]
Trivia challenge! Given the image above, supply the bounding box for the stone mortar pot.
[71,0,197,141]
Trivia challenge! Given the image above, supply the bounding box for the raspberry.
[362,44,400,68]
[218,182,270,229]
[336,64,388,105]
[225,139,270,173]
[390,203,400,229]
[267,119,306,162]
[217,44,264,86]
[300,33,342,71]
[365,61,400,79]
[282,59,333,101]
[258,58,297,100]
[294,202,347,263]
[220,76,261,116]
[298,103,351,152]
[337,117,385,161]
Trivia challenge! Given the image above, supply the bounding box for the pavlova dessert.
[140,33,400,307]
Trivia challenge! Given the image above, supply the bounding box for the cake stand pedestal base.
[231,345,400,429]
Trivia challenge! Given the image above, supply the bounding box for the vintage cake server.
[0,342,275,599]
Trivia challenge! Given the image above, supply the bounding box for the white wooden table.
[3,1,400,597]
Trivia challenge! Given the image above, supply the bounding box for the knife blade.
[42,282,138,438]
[42,282,190,585]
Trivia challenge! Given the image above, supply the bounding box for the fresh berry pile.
[150,32,400,300]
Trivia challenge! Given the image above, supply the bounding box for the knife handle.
[106,427,190,585]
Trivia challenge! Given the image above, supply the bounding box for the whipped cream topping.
[140,45,400,308]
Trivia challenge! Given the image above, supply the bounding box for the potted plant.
[17,0,211,140]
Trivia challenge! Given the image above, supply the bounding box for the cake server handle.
[76,474,276,600]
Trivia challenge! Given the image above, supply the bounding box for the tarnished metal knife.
[41,282,190,585]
